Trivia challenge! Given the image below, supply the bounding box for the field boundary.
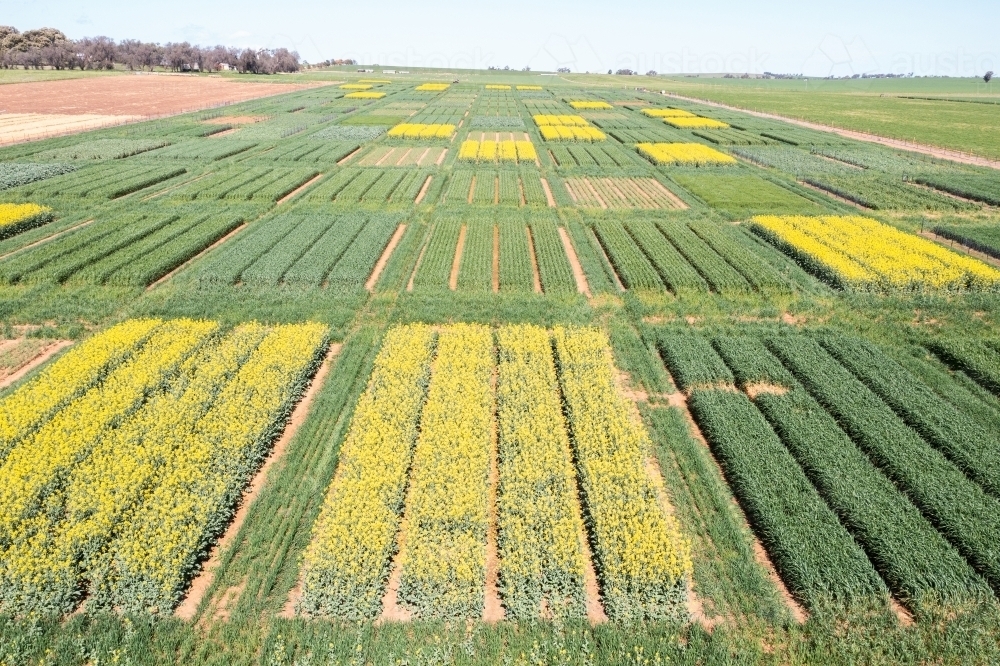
[664,92,1000,171]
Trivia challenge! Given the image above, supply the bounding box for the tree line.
[0,26,301,74]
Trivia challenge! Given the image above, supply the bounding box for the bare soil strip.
[525,227,543,293]
[0,340,72,390]
[579,523,609,624]
[919,231,1000,269]
[175,343,342,621]
[564,180,580,204]
[365,225,408,291]
[665,93,1000,171]
[148,223,247,290]
[583,178,609,209]
[337,146,363,165]
[450,225,467,290]
[0,218,94,262]
[492,226,500,293]
[518,178,527,206]
[483,368,505,623]
[208,127,241,138]
[494,176,500,205]
[468,176,477,204]
[436,148,448,166]
[415,147,431,166]
[414,175,433,204]
[406,226,433,292]
[540,178,557,207]
[277,173,324,205]
[663,390,808,624]
[557,227,592,297]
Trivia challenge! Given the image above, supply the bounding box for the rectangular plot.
[399,325,494,618]
[190,212,306,285]
[457,221,493,292]
[240,212,335,286]
[283,213,367,286]
[655,221,751,293]
[444,171,474,204]
[327,214,402,290]
[498,216,533,291]
[528,216,575,294]
[472,172,497,204]
[334,169,383,202]
[498,171,520,205]
[687,220,789,293]
[300,326,435,618]
[623,221,708,293]
[412,217,462,290]
[592,219,663,290]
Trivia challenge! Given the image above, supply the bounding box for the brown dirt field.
[174,343,340,621]
[0,75,322,116]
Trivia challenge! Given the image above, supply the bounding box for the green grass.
[670,171,830,216]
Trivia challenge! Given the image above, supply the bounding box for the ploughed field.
[0,74,999,664]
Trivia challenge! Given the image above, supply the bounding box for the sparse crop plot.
[563,177,684,209]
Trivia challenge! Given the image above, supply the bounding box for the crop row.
[192,208,402,289]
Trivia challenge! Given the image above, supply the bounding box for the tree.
[986,71,994,83]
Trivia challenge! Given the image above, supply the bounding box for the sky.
[5,0,997,77]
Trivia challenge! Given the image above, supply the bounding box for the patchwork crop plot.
[0,318,327,614]
[3,71,1000,664]
[299,324,691,620]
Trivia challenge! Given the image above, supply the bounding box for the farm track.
[665,92,1000,170]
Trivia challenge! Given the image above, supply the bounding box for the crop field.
[1,70,1000,665]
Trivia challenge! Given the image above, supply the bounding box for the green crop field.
[1,68,1000,666]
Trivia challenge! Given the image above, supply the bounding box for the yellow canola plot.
[95,322,329,613]
[0,203,50,230]
[0,325,270,614]
[345,91,386,99]
[496,325,586,619]
[0,318,159,462]
[388,123,455,139]
[553,326,692,622]
[459,140,480,160]
[486,84,511,90]
[398,324,494,618]
[340,83,372,90]
[459,140,533,163]
[0,319,218,569]
[515,140,537,161]
[416,83,450,91]
[299,325,435,618]
[498,140,517,162]
[532,114,588,127]
[752,215,1000,292]
[569,101,613,110]
[641,108,695,118]
[637,142,737,166]
[664,116,730,129]
[539,125,606,142]
[478,140,498,161]
[516,85,542,90]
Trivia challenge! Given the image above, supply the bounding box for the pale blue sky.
[5,0,997,77]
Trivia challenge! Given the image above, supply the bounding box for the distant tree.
[557,67,570,73]
[986,71,994,83]
[607,69,612,74]
[237,48,259,74]
[646,70,657,76]
[79,36,116,69]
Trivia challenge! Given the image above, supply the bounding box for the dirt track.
[665,93,1000,171]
